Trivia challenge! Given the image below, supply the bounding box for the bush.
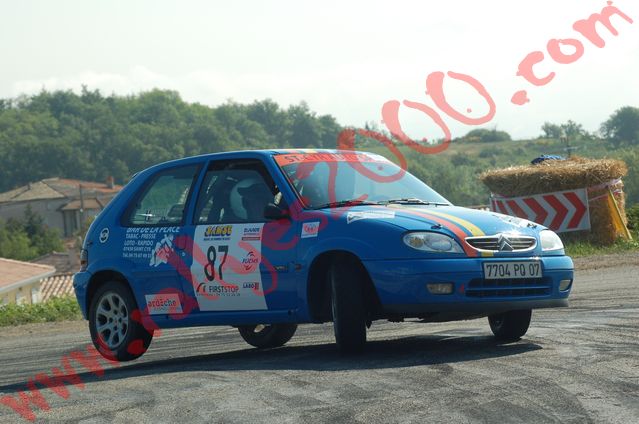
[0,296,82,327]
[461,128,511,143]
[479,147,500,158]
[627,204,639,230]
[618,148,639,206]
[450,152,473,166]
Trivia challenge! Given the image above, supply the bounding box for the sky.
[1,0,638,140]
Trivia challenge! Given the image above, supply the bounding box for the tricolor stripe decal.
[387,206,493,257]
[384,206,479,257]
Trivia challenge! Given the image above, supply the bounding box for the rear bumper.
[363,255,573,317]
[73,271,92,319]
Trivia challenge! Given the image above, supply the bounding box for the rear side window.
[124,165,200,226]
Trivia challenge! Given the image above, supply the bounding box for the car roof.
[145,148,372,172]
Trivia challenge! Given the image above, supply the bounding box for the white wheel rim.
[95,292,129,349]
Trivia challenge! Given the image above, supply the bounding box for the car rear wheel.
[488,309,532,341]
[89,281,153,361]
[238,324,297,348]
[331,257,367,354]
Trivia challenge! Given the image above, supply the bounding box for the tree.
[541,122,562,139]
[288,102,322,148]
[460,128,511,143]
[0,225,35,261]
[0,89,346,192]
[601,106,639,147]
[560,120,587,139]
[0,208,63,260]
[540,120,589,141]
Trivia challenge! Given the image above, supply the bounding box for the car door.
[121,163,201,316]
[180,158,300,315]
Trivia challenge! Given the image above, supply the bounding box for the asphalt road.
[1,254,638,423]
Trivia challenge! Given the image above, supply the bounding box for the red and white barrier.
[491,188,590,232]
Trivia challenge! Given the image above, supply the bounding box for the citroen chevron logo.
[498,235,513,251]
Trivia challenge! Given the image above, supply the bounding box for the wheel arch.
[86,270,133,314]
[306,250,381,323]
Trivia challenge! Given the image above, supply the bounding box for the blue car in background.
[74,149,574,361]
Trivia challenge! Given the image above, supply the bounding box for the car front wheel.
[330,257,367,354]
[488,309,532,341]
[89,281,153,361]
[238,324,297,348]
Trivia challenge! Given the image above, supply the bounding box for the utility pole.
[79,184,85,233]
[561,130,578,158]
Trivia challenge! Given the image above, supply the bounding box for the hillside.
[0,89,637,208]
[0,89,341,193]
[360,136,638,207]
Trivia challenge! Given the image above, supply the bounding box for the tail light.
[80,249,88,271]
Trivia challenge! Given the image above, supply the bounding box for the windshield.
[274,152,450,209]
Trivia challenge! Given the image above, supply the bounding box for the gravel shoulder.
[572,250,639,271]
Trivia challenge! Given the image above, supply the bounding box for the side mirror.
[264,203,290,220]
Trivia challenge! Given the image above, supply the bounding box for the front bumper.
[363,255,573,317]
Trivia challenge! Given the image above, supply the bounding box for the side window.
[125,165,200,226]
[194,160,281,224]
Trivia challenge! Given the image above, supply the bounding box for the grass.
[564,232,639,257]
[565,204,639,257]
[0,295,82,327]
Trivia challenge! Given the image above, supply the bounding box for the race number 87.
[204,245,229,281]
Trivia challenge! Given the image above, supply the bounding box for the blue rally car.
[74,149,574,361]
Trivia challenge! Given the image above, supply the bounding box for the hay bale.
[480,157,627,196]
[480,157,628,244]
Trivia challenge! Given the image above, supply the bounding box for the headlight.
[540,230,564,251]
[403,232,464,253]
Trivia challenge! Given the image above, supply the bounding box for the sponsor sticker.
[191,223,268,311]
[99,228,109,243]
[241,250,259,272]
[492,213,532,228]
[241,225,262,241]
[301,221,320,238]
[274,152,389,166]
[122,226,180,261]
[204,225,233,239]
[149,234,174,267]
[347,210,396,224]
[145,293,183,315]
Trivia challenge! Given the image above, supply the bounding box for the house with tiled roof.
[0,258,55,305]
[31,251,78,302]
[0,177,122,237]
[39,273,75,302]
[31,251,78,274]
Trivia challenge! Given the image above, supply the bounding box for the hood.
[341,204,542,239]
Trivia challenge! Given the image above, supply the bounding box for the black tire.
[238,324,297,348]
[488,309,532,341]
[330,257,367,354]
[89,281,153,361]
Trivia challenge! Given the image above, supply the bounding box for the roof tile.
[40,273,75,302]
[0,258,56,290]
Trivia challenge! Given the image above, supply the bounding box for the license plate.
[483,261,542,280]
